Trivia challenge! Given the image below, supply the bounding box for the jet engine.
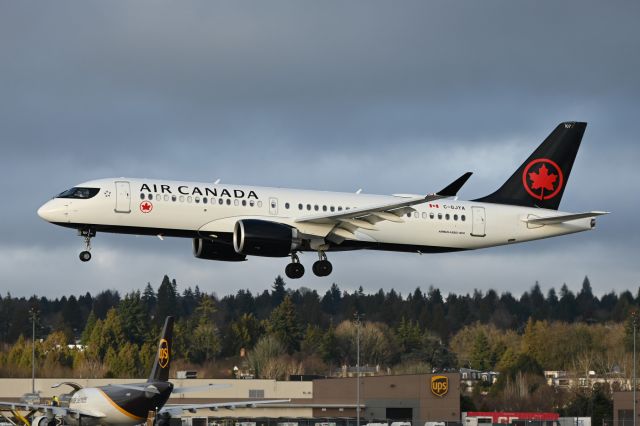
[32,416,57,426]
[233,219,301,257]
[192,238,246,261]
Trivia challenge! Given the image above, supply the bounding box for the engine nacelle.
[32,416,57,426]
[233,219,301,257]
[193,238,246,261]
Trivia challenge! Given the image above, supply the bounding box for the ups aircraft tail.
[475,122,587,210]
[148,316,174,383]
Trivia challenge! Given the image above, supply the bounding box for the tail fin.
[148,316,174,382]
[474,122,587,210]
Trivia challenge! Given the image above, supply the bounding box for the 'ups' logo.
[431,375,448,397]
[158,338,170,369]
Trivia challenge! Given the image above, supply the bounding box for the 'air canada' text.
[140,183,259,199]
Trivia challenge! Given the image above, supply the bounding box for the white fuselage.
[37,178,594,254]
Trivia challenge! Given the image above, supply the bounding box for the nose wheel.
[285,253,305,279]
[78,228,96,262]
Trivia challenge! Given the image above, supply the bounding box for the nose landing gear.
[78,228,95,262]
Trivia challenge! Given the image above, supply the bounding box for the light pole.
[633,312,638,426]
[30,308,37,394]
[354,313,364,426]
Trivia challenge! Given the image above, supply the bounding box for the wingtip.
[437,172,473,197]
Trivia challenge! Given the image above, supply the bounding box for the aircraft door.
[269,197,278,215]
[115,181,131,213]
[471,206,486,237]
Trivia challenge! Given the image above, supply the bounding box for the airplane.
[0,317,287,426]
[37,122,607,279]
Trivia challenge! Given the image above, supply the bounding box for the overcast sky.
[1,1,638,299]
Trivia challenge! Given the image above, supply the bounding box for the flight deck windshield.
[56,187,100,199]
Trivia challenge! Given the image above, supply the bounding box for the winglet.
[437,172,472,197]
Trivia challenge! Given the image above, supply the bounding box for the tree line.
[2,274,637,422]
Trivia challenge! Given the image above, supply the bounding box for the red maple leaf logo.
[522,158,564,201]
[140,201,153,213]
[529,164,557,192]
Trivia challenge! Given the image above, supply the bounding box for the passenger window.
[156,194,160,200]
[307,204,311,211]
[140,193,145,200]
[195,197,200,203]
[203,197,207,204]
[407,213,411,218]
[258,201,263,207]
[330,206,335,212]
[314,205,319,211]
[414,212,419,218]
[461,215,466,221]
[234,199,239,206]
[285,202,290,209]
[445,214,450,220]
[179,196,185,202]
[242,200,247,206]
[298,203,303,210]
[250,200,255,207]
[226,199,231,205]
[164,195,170,201]
[149,194,153,200]
[430,213,434,219]
[454,214,458,221]
[219,199,224,205]
[338,206,343,211]
[438,213,442,220]
[187,196,193,203]
[172,195,177,202]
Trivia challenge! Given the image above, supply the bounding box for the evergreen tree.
[470,331,492,371]
[156,275,178,322]
[267,295,302,353]
[271,276,287,307]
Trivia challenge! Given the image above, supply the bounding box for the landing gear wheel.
[77,228,96,262]
[285,252,305,279]
[312,260,333,277]
[285,262,305,279]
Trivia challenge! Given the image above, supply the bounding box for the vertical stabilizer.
[148,316,174,382]
[474,122,586,210]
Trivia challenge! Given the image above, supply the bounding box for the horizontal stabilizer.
[173,384,232,394]
[524,211,609,225]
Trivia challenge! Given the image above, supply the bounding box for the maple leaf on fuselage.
[528,164,558,192]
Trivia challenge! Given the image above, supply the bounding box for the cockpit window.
[56,187,100,199]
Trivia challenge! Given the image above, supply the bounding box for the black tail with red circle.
[474,122,587,210]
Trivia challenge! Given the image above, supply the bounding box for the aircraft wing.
[295,172,472,241]
[524,211,609,225]
[0,401,105,418]
[160,399,290,416]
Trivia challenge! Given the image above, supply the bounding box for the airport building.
[0,373,460,425]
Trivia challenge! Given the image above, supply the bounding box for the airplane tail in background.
[474,122,587,210]
[148,316,174,383]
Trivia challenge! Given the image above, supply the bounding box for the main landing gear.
[78,228,95,262]
[285,251,333,279]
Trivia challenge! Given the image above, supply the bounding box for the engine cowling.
[32,416,56,426]
[193,238,246,261]
[233,219,301,257]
